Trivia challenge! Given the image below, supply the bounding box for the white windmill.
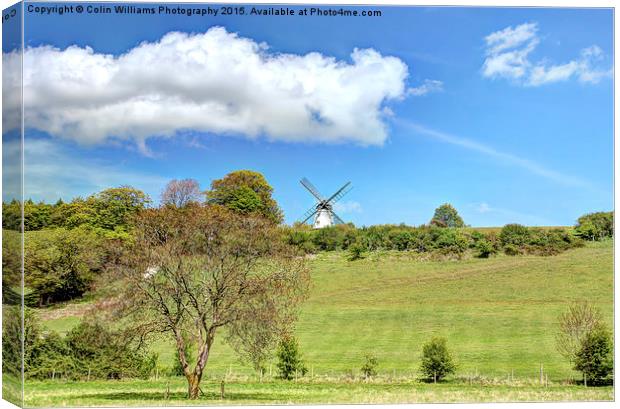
[298,177,352,228]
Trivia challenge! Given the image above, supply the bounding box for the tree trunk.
[187,373,202,399]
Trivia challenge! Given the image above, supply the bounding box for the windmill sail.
[298,178,353,228]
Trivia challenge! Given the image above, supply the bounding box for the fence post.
[539,364,543,385]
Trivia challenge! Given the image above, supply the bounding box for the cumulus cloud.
[407,79,444,96]
[3,27,410,151]
[482,23,611,86]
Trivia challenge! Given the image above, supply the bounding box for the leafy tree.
[226,185,263,214]
[556,302,604,365]
[419,337,456,382]
[360,353,378,379]
[91,186,151,231]
[109,205,309,398]
[575,212,613,241]
[431,204,465,228]
[161,179,202,208]
[2,229,22,305]
[25,227,105,306]
[206,170,283,224]
[574,326,613,386]
[276,336,308,380]
[2,199,21,231]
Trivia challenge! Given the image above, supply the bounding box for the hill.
[40,239,613,381]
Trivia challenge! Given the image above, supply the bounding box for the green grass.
[24,378,613,406]
[31,239,613,405]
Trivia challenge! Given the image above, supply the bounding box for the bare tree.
[106,205,309,399]
[556,301,604,364]
[161,179,202,208]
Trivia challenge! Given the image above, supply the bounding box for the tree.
[556,302,604,365]
[575,211,613,241]
[419,337,456,382]
[360,353,378,379]
[161,179,202,208]
[276,336,307,380]
[25,227,105,306]
[91,186,151,231]
[574,326,613,386]
[108,205,309,398]
[206,170,284,224]
[431,204,465,228]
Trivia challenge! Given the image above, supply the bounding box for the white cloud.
[3,27,410,151]
[398,120,592,189]
[407,79,444,96]
[482,23,611,86]
[333,200,362,214]
[2,138,168,202]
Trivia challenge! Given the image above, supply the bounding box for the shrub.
[503,244,520,256]
[2,306,40,376]
[434,229,469,256]
[499,224,530,247]
[360,353,378,379]
[64,321,155,380]
[574,326,613,386]
[419,337,456,382]
[276,336,307,380]
[347,241,366,261]
[475,239,496,258]
[575,212,613,241]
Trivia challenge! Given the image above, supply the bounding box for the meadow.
[26,239,613,405]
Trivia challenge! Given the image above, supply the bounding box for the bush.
[65,321,155,380]
[575,212,613,241]
[419,337,456,382]
[574,326,613,386]
[2,306,40,376]
[347,241,366,261]
[276,336,307,380]
[475,239,496,258]
[503,244,520,256]
[360,353,378,378]
[434,229,468,256]
[499,224,530,247]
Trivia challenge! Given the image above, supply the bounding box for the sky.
[2,3,614,226]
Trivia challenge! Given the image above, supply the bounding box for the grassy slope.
[40,240,613,381]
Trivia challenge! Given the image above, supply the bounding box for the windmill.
[298,177,352,228]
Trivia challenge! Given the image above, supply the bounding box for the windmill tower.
[298,177,352,228]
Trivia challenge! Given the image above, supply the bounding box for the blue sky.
[3,3,613,226]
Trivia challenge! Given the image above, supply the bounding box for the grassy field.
[23,377,613,406]
[27,239,613,405]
